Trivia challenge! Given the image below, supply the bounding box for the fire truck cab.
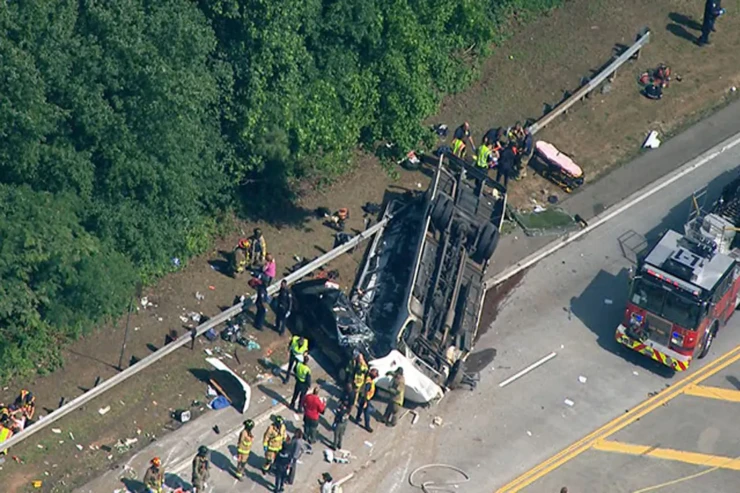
[616,179,740,371]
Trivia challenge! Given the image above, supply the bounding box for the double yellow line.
[496,345,740,492]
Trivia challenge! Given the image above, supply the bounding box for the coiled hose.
[408,463,471,493]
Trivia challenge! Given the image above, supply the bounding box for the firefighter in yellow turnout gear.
[234,419,255,480]
[451,138,467,158]
[143,457,164,493]
[262,415,287,474]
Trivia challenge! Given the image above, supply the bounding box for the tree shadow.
[64,348,119,371]
[666,23,698,43]
[120,478,144,492]
[668,12,702,31]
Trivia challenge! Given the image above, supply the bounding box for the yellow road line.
[495,345,740,493]
[593,440,740,471]
[683,384,740,402]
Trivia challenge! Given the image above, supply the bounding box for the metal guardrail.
[528,28,651,135]
[1,218,391,452]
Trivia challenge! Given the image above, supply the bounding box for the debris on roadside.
[564,399,575,407]
[643,130,661,149]
[195,291,205,301]
[578,376,587,384]
[51,428,61,434]
[98,406,110,416]
[410,411,419,425]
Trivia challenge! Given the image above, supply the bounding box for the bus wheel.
[698,322,718,359]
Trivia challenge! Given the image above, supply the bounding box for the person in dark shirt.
[332,402,350,450]
[273,439,293,492]
[698,0,723,45]
[454,122,475,152]
[497,145,516,188]
[274,280,293,336]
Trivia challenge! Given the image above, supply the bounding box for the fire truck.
[616,178,740,371]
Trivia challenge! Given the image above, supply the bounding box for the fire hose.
[408,464,471,493]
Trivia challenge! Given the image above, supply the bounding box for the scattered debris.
[195,291,205,301]
[140,297,149,308]
[324,449,334,463]
[246,340,261,351]
[564,399,575,407]
[98,406,111,416]
[526,431,532,436]
[157,317,163,322]
[604,299,613,305]
[37,444,44,449]
[171,257,181,267]
[643,130,661,149]
[432,416,443,427]
[179,315,189,323]
[76,444,83,451]
[208,285,216,290]
[69,432,75,441]
[257,396,267,404]
[204,349,213,356]
[51,428,61,434]
[206,385,217,397]
[633,371,639,376]
[189,312,202,323]
[364,441,373,448]
[124,438,138,447]
[410,411,419,425]
[578,376,587,384]
[32,480,42,488]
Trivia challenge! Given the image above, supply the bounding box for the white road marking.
[498,352,557,388]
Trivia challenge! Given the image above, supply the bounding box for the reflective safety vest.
[451,138,466,157]
[0,425,12,455]
[264,424,286,452]
[295,361,311,383]
[353,361,368,388]
[290,336,308,357]
[237,429,253,455]
[476,145,492,169]
[361,376,376,402]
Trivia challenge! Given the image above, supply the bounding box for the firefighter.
[234,419,255,481]
[344,353,368,406]
[354,368,378,432]
[250,228,267,266]
[233,238,251,276]
[284,335,308,384]
[14,390,35,421]
[262,415,287,474]
[143,457,164,493]
[289,355,312,411]
[450,138,467,159]
[383,367,405,427]
[191,446,210,493]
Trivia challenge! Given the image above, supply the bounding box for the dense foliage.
[0,0,561,381]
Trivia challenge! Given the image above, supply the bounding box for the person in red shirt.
[301,387,326,444]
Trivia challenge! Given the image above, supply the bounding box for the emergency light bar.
[645,268,701,297]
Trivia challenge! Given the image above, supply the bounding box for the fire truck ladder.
[687,186,708,223]
[618,230,648,265]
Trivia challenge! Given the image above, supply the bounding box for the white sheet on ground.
[206,357,252,413]
[369,350,444,404]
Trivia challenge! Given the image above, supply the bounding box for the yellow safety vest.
[476,145,491,169]
[237,430,253,455]
[451,138,466,157]
[0,425,12,455]
[295,362,311,383]
[353,361,368,388]
[363,377,376,401]
[290,336,308,356]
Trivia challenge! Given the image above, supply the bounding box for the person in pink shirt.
[262,254,276,284]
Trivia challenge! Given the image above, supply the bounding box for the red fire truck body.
[616,180,740,371]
